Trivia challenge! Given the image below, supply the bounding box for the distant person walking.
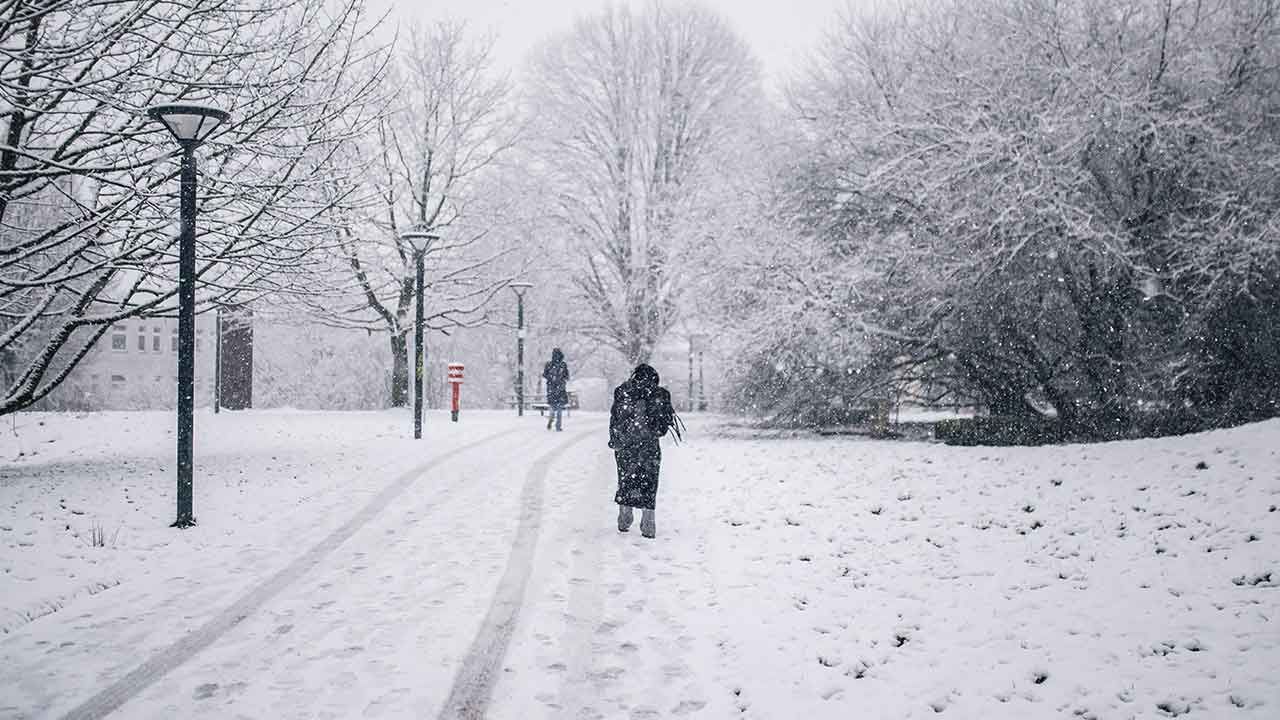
[609,364,680,539]
[542,348,570,431]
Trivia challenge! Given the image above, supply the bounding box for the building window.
[171,328,178,352]
[110,374,126,386]
[137,334,146,352]
[152,334,161,352]
[111,333,127,351]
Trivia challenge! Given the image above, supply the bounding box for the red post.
[447,362,464,422]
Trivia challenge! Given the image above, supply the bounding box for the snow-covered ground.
[1,409,516,638]
[2,410,1277,718]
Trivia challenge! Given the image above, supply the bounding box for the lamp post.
[688,337,696,412]
[147,102,229,529]
[402,225,439,440]
[689,332,708,412]
[509,282,533,416]
[686,338,696,412]
[213,306,222,414]
[698,343,707,411]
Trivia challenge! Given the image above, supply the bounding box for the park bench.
[506,391,579,416]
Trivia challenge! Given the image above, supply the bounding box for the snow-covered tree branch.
[526,1,764,365]
[0,0,389,414]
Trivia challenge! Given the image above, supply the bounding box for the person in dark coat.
[542,348,570,431]
[609,363,676,538]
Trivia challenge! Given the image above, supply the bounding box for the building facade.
[48,316,218,411]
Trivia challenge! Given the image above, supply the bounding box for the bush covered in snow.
[719,0,1280,436]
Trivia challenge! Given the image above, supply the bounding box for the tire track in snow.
[437,428,597,720]
[551,442,615,715]
[59,428,518,720]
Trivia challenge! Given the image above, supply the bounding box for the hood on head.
[632,363,659,387]
[551,348,564,363]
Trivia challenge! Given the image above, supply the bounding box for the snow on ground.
[1,410,1277,719]
[0,409,513,636]
[492,418,1280,719]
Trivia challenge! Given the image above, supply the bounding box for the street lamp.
[402,225,439,440]
[147,102,230,529]
[213,306,222,414]
[687,334,696,412]
[509,282,534,416]
[698,341,708,411]
[689,332,709,412]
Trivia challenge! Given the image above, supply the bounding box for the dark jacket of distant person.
[542,348,570,408]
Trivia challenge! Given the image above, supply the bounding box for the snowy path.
[55,426,522,719]
[488,432,730,719]
[103,426,596,719]
[1,416,605,719]
[438,429,594,718]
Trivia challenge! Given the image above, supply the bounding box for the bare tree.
[302,20,522,407]
[526,1,763,365]
[0,0,388,414]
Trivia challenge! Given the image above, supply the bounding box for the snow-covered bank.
[493,417,1280,719]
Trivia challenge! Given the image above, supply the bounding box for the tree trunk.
[390,333,408,407]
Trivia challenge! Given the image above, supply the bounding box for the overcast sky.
[374,0,849,87]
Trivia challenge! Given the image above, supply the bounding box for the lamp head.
[147,103,230,147]
[401,225,439,253]
[509,281,534,295]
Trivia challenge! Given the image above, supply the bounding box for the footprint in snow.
[1156,699,1194,716]
[590,666,625,685]
[672,699,707,715]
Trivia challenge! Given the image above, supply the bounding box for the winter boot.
[546,415,553,430]
[640,509,656,539]
[618,505,634,532]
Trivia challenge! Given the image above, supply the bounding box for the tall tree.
[307,20,520,407]
[527,1,763,364]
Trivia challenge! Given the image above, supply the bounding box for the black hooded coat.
[542,349,570,408]
[609,365,675,510]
